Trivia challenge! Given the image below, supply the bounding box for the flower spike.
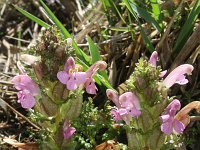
[106,89,141,125]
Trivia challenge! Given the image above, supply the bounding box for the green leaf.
[125,0,162,32]
[173,0,200,53]
[13,5,50,29]
[87,35,108,79]
[38,0,90,64]
[87,35,101,63]
[149,0,163,27]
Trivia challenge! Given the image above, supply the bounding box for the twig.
[2,39,11,73]
[0,80,13,85]
[0,0,8,18]
[5,35,31,43]
[0,98,41,130]
[190,116,200,122]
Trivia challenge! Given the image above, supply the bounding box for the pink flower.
[12,62,40,109]
[110,108,124,121]
[63,120,76,139]
[106,89,141,125]
[160,99,185,135]
[163,64,194,88]
[57,57,87,90]
[160,70,167,78]
[57,57,107,94]
[84,78,98,94]
[148,51,168,78]
[148,51,158,67]
[84,61,107,94]
[57,57,108,94]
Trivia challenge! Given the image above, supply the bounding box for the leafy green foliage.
[73,99,120,149]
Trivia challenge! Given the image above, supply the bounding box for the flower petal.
[63,126,76,139]
[110,109,123,121]
[163,64,193,88]
[106,89,120,107]
[57,71,69,84]
[64,57,75,72]
[66,75,77,90]
[175,74,188,85]
[129,108,141,117]
[121,114,132,125]
[161,118,173,135]
[85,78,98,94]
[160,70,167,78]
[165,99,181,116]
[148,51,158,66]
[119,92,140,110]
[86,61,107,77]
[18,92,36,109]
[75,72,87,84]
[175,101,200,127]
[160,114,170,122]
[173,119,185,134]
[12,75,40,95]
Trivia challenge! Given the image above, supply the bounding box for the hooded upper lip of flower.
[106,89,141,124]
[148,51,158,67]
[84,61,107,94]
[12,75,40,96]
[163,64,194,88]
[148,51,168,77]
[160,99,185,135]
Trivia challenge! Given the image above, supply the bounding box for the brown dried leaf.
[175,101,200,126]
[95,140,120,150]
[3,138,39,150]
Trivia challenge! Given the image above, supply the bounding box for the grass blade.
[126,0,162,32]
[173,0,200,53]
[13,5,50,29]
[124,0,155,52]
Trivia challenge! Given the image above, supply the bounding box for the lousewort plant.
[11,27,200,150]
